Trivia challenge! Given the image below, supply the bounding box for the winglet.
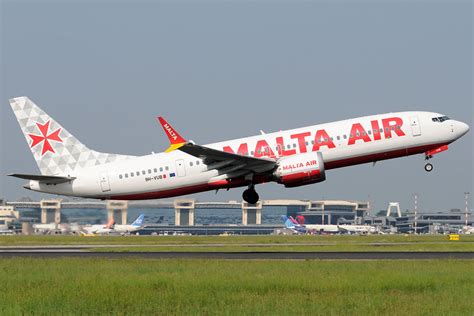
[157,117,187,152]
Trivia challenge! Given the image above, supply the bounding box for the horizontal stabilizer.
[8,173,76,184]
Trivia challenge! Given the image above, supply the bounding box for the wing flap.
[8,173,76,184]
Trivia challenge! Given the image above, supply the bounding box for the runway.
[0,251,473,260]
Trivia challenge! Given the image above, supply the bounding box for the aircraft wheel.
[243,188,259,204]
[424,163,433,172]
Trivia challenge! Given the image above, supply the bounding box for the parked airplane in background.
[281,215,341,234]
[82,218,115,235]
[112,214,145,234]
[338,225,377,234]
[462,226,474,235]
[0,225,15,235]
[81,215,145,235]
[305,223,340,234]
[9,97,470,203]
[281,215,309,234]
[292,215,340,233]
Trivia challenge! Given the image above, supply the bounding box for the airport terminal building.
[294,200,370,225]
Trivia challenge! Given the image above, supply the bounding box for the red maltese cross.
[28,121,63,156]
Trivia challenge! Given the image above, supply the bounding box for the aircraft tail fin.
[131,214,145,227]
[105,218,115,229]
[289,216,300,225]
[296,215,305,225]
[9,97,133,175]
[280,215,295,228]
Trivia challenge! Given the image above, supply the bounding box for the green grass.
[1,234,474,246]
[2,235,474,252]
[91,242,474,252]
[0,258,472,315]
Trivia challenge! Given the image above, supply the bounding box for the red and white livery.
[9,97,469,203]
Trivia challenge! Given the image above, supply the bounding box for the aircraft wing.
[8,173,76,184]
[178,142,276,174]
[157,117,277,176]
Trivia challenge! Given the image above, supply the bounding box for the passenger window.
[251,151,255,155]
[119,175,123,179]
[190,162,193,166]
[374,129,378,134]
[142,170,146,175]
[305,141,309,146]
[311,140,314,144]
[125,174,129,178]
[337,136,340,140]
[196,161,200,165]
[165,166,169,171]
[368,130,371,135]
[286,145,290,149]
[136,172,140,176]
[292,144,296,148]
[148,169,152,174]
[349,134,353,139]
[154,168,158,173]
[160,167,163,172]
[343,135,347,139]
[131,173,134,177]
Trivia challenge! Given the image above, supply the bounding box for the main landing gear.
[424,154,433,172]
[242,185,260,204]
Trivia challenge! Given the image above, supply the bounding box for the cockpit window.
[432,116,450,123]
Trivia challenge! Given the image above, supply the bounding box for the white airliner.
[113,214,145,234]
[8,97,469,204]
[281,216,341,234]
[338,225,377,234]
[81,214,145,235]
[82,218,115,235]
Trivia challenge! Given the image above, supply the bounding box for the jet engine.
[274,152,326,187]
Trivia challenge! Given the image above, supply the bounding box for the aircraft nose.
[458,121,470,136]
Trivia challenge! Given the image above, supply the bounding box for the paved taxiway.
[0,251,473,259]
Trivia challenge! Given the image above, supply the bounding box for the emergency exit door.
[100,172,111,192]
[410,116,421,136]
[175,159,186,177]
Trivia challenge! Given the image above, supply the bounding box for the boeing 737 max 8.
[8,97,469,203]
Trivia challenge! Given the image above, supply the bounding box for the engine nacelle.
[274,152,326,187]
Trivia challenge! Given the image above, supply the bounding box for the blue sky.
[1,1,472,212]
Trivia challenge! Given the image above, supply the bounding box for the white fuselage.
[27,111,469,200]
[112,225,141,233]
[305,224,340,233]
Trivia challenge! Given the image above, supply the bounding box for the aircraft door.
[175,159,186,177]
[410,116,421,136]
[100,172,111,192]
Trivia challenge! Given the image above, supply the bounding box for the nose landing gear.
[242,185,260,204]
[424,154,433,172]
[424,163,433,172]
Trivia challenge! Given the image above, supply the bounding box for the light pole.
[464,192,470,227]
[414,193,418,234]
